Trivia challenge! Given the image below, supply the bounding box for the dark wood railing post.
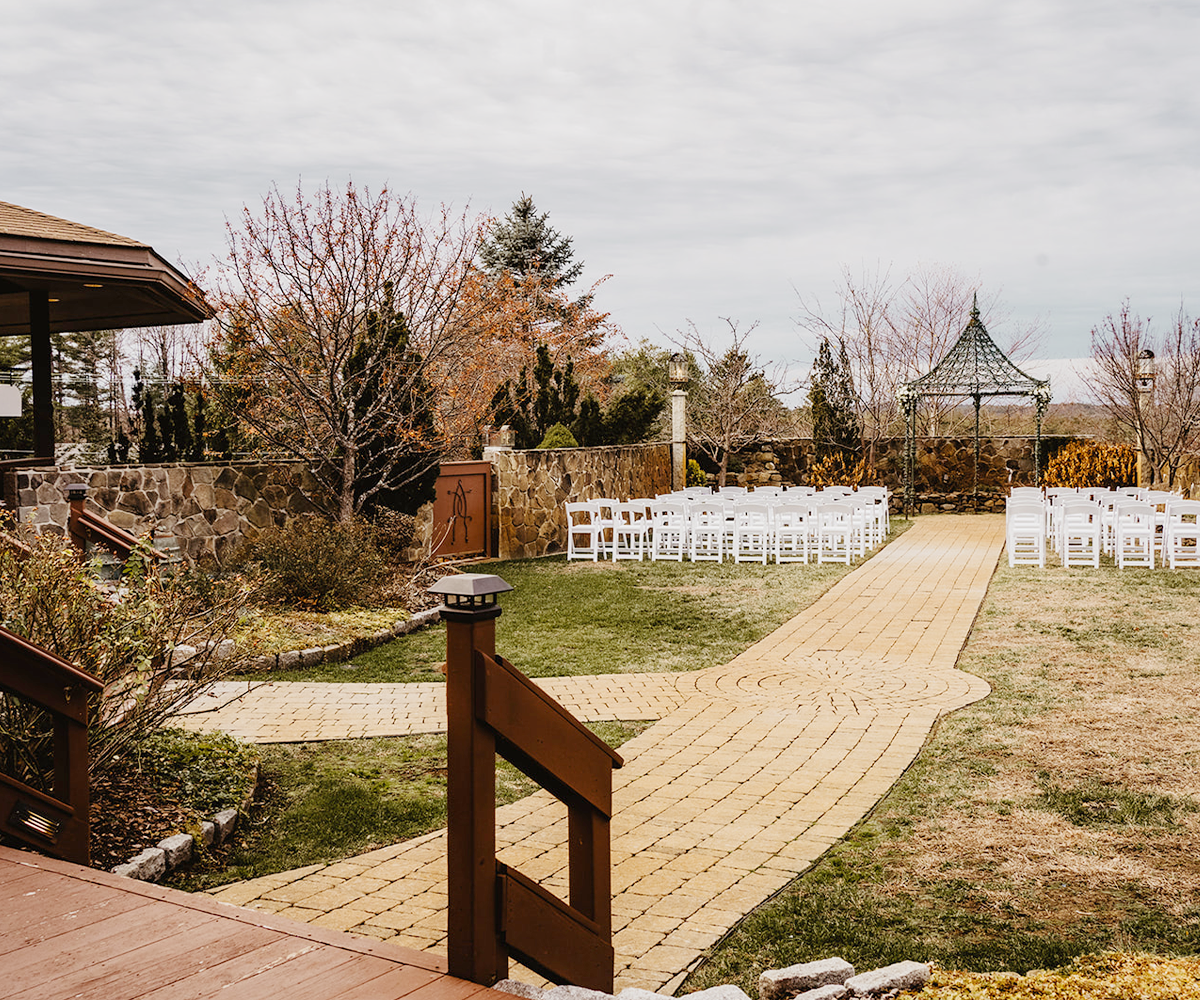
[431,573,623,993]
[439,575,509,986]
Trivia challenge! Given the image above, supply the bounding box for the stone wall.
[4,461,326,565]
[490,442,672,559]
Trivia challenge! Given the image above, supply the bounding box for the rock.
[616,990,673,1000]
[169,644,198,667]
[544,986,615,1000]
[844,962,930,997]
[759,958,855,1000]
[157,832,194,869]
[793,988,847,1000]
[682,987,752,1000]
[212,808,238,844]
[112,847,166,881]
[199,820,217,846]
[493,981,548,999]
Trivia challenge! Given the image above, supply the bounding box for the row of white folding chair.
[645,497,875,565]
[1007,495,1200,569]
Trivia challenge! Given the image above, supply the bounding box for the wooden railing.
[441,584,623,991]
[0,625,102,865]
[68,490,161,564]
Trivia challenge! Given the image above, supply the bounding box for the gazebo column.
[29,290,54,460]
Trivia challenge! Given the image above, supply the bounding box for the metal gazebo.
[900,296,1051,512]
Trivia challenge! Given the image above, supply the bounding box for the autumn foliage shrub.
[253,515,386,611]
[1043,440,1137,489]
[807,452,875,488]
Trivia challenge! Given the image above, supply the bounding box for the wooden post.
[444,598,507,985]
[29,290,53,460]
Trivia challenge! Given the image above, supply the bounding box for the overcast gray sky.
[4,0,1197,388]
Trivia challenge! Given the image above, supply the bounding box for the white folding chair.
[565,502,604,561]
[612,501,651,561]
[1006,500,1047,568]
[816,501,855,564]
[1164,499,1200,569]
[773,502,813,564]
[732,502,772,564]
[688,500,726,562]
[650,500,688,561]
[591,498,619,559]
[1115,501,1156,568]
[1059,499,1101,569]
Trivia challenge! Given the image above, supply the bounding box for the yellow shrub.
[807,453,875,488]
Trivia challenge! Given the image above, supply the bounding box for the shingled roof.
[0,201,147,248]
[0,200,210,335]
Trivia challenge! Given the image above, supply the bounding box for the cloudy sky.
[4,0,1197,396]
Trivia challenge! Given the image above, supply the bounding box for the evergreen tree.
[489,343,582,449]
[809,337,862,462]
[480,193,584,290]
[342,283,441,515]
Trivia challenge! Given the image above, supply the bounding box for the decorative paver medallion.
[194,514,1007,991]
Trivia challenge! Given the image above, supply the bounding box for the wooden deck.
[0,845,504,1000]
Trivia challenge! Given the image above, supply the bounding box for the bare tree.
[206,181,488,521]
[1090,301,1200,487]
[798,262,1043,455]
[678,318,790,488]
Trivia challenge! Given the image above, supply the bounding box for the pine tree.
[341,283,441,515]
[480,193,583,290]
[489,343,582,449]
[809,337,862,462]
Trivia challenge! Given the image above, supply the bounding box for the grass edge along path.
[254,527,913,684]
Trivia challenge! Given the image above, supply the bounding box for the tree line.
[3,184,1198,509]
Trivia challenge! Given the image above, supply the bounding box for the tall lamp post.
[668,353,689,491]
[1136,348,1156,486]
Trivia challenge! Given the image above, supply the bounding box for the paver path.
[198,515,1006,992]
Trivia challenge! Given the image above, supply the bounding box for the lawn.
[257,552,870,682]
[167,721,653,892]
[682,558,1200,992]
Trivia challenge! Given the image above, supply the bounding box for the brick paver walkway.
[197,515,1006,992]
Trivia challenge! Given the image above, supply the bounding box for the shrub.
[0,519,249,787]
[807,452,875,488]
[686,458,708,487]
[536,422,579,449]
[1044,440,1137,488]
[253,515,386,611]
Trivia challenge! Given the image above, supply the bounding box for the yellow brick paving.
[198,514,1006,992]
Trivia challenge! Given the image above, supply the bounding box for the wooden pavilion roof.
[0,200,211,336]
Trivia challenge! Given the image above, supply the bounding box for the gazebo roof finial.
[970,292,980,320]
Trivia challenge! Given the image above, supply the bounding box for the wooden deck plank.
[326,964,448,1000]
[133,938,329,1000]
[2,896,161,972]
[212,946,380,999]
[9,912,280,998]
[0,881,153,944]
[0,846,511,1000]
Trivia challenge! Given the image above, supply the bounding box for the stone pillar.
[671,388,687,490]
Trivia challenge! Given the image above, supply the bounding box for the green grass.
[683,558,1200,992]
[262,537,906,682]
[168,721,651,892]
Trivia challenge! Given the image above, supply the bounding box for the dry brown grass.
[895,560,1200,933]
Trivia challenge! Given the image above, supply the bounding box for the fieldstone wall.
[490,442,672,559]
[4,461,327,565]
